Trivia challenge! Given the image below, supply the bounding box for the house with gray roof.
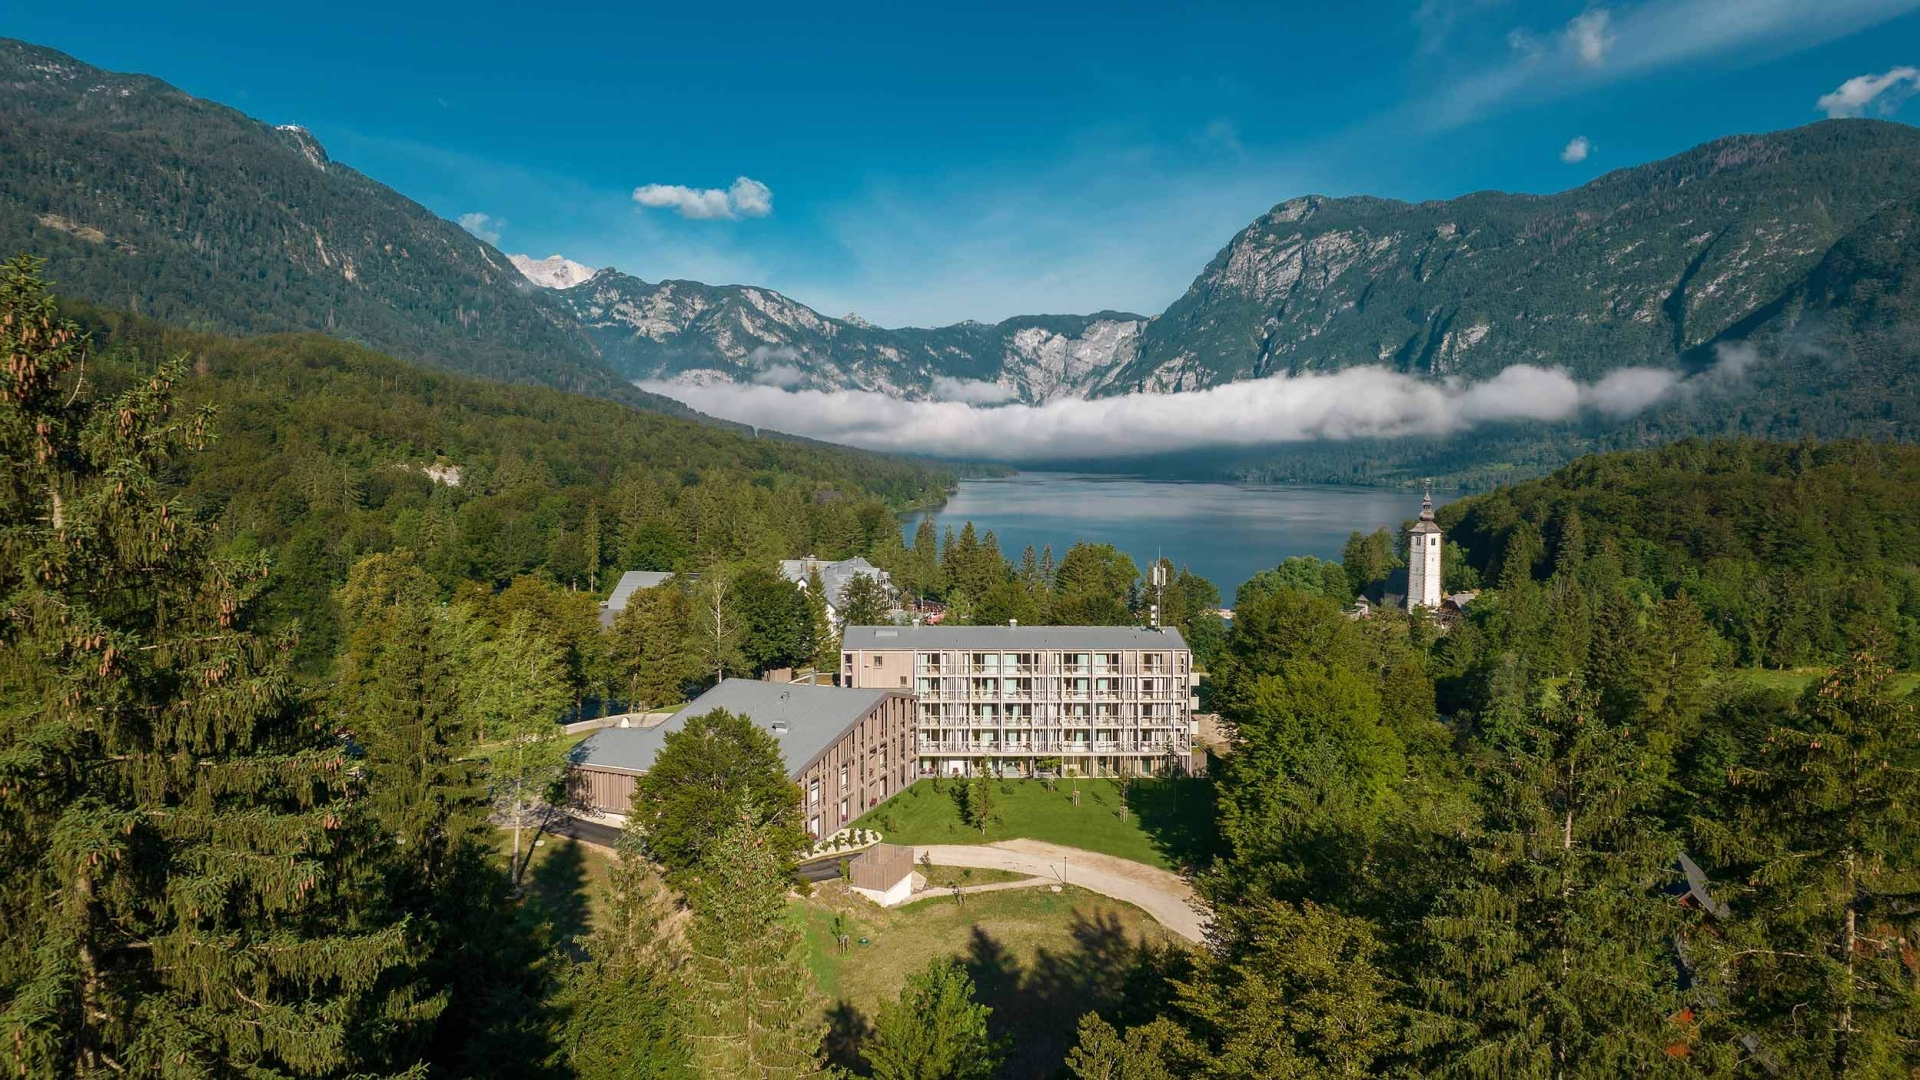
[778,556,892,625]
[598,570,674,628]
[568,678,915,839]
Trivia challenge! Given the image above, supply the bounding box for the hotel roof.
[840,624,1188,651]
[572,678,894,778]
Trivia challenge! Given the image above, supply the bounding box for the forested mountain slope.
[0,39,692,414]
[64,298,958,670]
[1436,437,1920,667]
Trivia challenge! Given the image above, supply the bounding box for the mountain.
[541,268,1147,402]
[509,253,596,289]
[1111,120,1920,393]
[0,39,693,416]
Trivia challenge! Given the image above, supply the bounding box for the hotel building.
[840,624,1197,778]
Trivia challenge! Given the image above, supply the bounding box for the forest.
[4,257,1917,1078]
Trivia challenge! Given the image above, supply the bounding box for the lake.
[902,472,1439,599]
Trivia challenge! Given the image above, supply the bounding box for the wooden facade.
[793,692,915,839]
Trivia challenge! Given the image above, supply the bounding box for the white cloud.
[643,361,1725,462]
[1560,135,1592,163]
[632,176,774,220]
[457,211,503,245]
[1564,8,1614,68]
[752,363,807,387]
[929,376,1018,405]
[1816,66,1920,117]
[1421,0,1919,129]
[729,177,773,217]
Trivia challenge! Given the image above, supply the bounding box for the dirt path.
[910,840,1208,942]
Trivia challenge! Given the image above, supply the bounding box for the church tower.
[1407,480,1442,612]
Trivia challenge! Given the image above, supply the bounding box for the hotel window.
[809,779,820,806]
[840,798,849,820]
[840,763,849,789]
[809,816,821,838]
[870,655,885,667]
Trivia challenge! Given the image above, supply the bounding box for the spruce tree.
[1414,679,1687,1076]
[0,259,427,1076]
[555,831,689,1079]
[680,811,826,1078]
[1693,643,1920,1074]
[863,957,1002,1080]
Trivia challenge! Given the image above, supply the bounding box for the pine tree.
[469,610,570,889]
[611,584,697,709]
[1693,642,1920,1074]
[863,957,1003,1080]
[966,764,997,834]
[0,258,428,1076]
[1414,680,1687,1076]
[838,572,892,627]
[680,811,826,1078]
[555,830,689,1079]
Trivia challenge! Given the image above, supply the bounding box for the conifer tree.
[863,957,1002,1080]
[0,258,428,1076]
[966,763,998,834]
[1414,680,1687,1076]
[680,811,826,1078]
[555,830,689,1079]
[610,584,696,709]
[1693,642,1920,1074]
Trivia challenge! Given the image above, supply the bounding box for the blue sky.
[13,0,1920,326]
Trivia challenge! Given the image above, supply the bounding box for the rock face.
[1108,121,1920,395]
[546,120,1920,423]
[545,268,1146,403]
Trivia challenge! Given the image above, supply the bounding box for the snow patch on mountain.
[509,253,596,290]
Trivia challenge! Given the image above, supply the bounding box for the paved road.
[911,839,1208,943]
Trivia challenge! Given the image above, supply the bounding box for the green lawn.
[849,777,1216,873]
[797,880,1186,1076]
[493,830,611,949]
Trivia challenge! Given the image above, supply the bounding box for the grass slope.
[798,882,1184,1077]
[851,777,1217,873]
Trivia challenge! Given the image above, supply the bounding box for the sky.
[12,0,1920,329]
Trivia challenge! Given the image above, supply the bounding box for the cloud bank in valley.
[643,357,1747,462]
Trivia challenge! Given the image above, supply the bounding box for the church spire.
[1419,478,1435,522]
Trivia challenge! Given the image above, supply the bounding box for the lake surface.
[902,473,1439,599]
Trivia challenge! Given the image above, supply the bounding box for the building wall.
[843,642,1195,777]
[792,692,916,839]
[569,766,640,816]
[1408,530,1442,610]
[570,694,918,834]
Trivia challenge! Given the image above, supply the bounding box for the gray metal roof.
[779,557,889,611]
[841,624,1188,651]
[572,678,893,778]
[599,570,674,627]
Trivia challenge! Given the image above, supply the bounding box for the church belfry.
[1407,480,1442,612]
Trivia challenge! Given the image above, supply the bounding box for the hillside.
[60,296,959,669]
[0,39,692,415]
[545,267,1147,402]
[1116,120,1920,391]
[1435,437,1920,667]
